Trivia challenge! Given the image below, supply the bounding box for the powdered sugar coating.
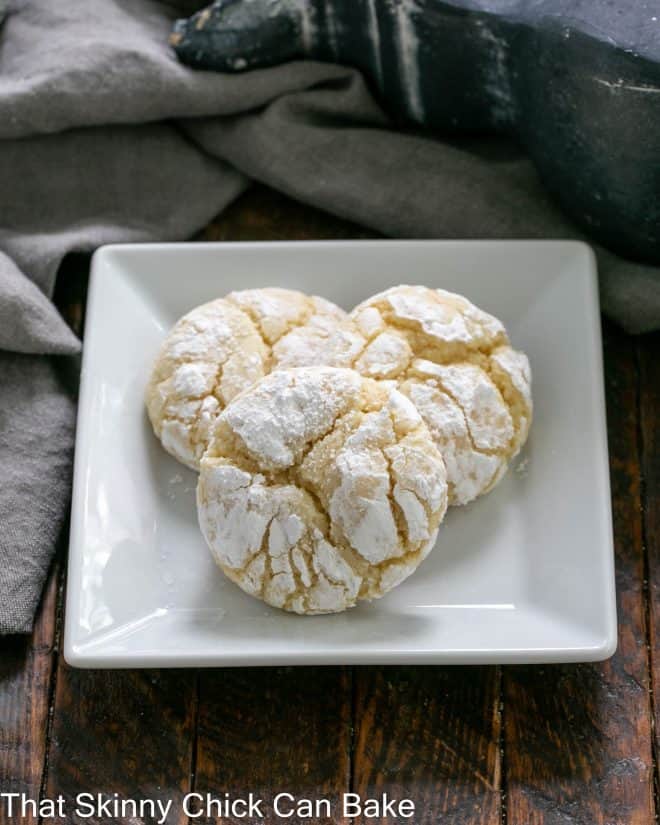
[350,285,532,505]
[146,288,361,470]
[197,367,448,614]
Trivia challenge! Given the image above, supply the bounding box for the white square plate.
[65,241,616,668]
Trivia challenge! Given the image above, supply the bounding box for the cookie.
[350,285,532,505]
[145,288,363,470]
[197,367,448,614]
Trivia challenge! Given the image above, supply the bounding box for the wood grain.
[0,564,60,825]
[194,667,352,825]
[352,666,502,824]
[44,665,196,825]
[639,331,660,794]
[2,187,658,825]
[503,321,655,825]
[200,184,380,243]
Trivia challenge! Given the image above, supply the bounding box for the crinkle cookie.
[145,288,363,470]
[197,367,448,614]
[350,285,532,506]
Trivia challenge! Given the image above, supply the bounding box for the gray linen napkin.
[1,0,658,632]
[0,353,77,633]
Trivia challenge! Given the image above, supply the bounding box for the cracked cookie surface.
[350,286,532,506]
[197,367,448,615]
[145,288,363,470]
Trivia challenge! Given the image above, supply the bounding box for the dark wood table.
[1,186,659,825]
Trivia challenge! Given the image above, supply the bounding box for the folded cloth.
[0,353,77,633]
[1,0,658,632]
